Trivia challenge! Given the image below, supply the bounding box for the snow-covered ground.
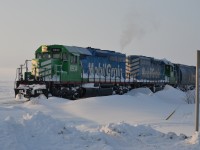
[0,81,199,150]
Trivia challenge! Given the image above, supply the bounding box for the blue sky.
[0,0,200,80]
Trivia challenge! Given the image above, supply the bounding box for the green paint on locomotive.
[165,64,176,85]
[31,45,82,82]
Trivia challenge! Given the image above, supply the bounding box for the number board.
[51,48,61,52]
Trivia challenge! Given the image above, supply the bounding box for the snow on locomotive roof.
[87,47,125,57]
[161,58,174,66]
[64,46,92,56]
[128,55,173,65]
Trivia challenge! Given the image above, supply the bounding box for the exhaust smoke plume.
[120,21,145,51]
[120,12,158,52]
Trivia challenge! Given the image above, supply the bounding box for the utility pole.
[195,50,200,132]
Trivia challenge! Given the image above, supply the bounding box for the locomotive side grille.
[127,57,140,79]
[40,60,52,78]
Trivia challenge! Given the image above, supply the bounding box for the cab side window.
[43,53,51,59]
[70,55,78,64]
[62,53,68,60]
[74,56,78,64]
[36,53,42,59]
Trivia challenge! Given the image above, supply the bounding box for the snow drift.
[0,82,199,150]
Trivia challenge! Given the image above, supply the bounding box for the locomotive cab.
[162,59,176,85]
[32,45,83,83]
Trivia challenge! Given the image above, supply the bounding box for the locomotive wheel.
[61,88,69,98]
[52,87,60,97]
[119,90,123,95]
[71,92,79,100]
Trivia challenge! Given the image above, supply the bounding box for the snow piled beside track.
[0,82,199,150]
[0,111,199,150]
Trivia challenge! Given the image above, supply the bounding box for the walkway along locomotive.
[14,45,195,100]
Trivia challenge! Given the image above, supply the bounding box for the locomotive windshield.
[36,53,42,59]
[43,53,51,59]
[36,53,50,59]
[70,54,78,64]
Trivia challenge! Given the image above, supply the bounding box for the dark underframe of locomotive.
[15,72,168,100]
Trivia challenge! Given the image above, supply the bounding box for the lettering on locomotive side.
[88,63,123,77]
[141,67,162,78]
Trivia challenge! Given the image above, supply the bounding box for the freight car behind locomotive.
[174,64,195,90]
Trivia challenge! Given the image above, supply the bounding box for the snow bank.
[1,112,198,150]
[154,85,186,104]
[185,90,195,104]
[0,112,64,150]
[17,84,46,90]
[125,87,153,96]
[0,82,199,149]
[187,132,200,145]
[15,94,25,100]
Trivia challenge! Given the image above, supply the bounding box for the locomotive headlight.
[42,45,48,53]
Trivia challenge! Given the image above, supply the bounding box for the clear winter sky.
[0,0,200,80]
